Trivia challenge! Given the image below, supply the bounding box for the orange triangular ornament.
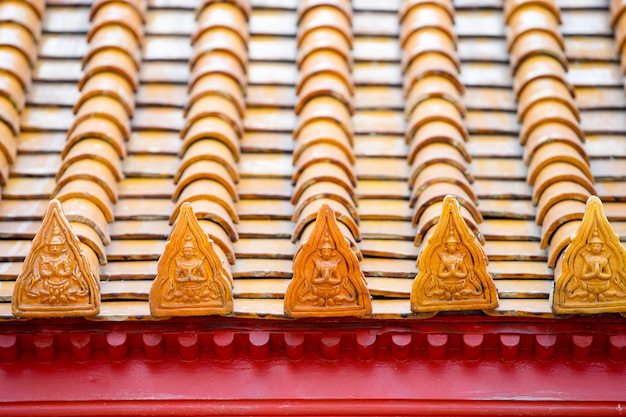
[150,202,233,317]
[553,196,626,314]
[12,199,100,317]
[285,203,371,317]
[411,195,498,313]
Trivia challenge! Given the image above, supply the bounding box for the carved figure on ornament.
[12,200,100,317]
[411,195,498,313]
[150,203,233,317]
[553,196,626,314]
[285,203,371,317]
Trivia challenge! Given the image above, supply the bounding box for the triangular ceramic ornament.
[12,199,100,317]
[150,202,233,317]
[285,203,371,317]
[411,195,498,313]
[553,196,626,314]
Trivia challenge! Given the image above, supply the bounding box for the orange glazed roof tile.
[0,0,624,320]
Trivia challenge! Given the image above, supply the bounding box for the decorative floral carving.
[12,200,100,317]
[411,195,498,313]
[285,203,371,317]
[553,196,626,314]
[150,202,233,317]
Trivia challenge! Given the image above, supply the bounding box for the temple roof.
[0,0,625,321]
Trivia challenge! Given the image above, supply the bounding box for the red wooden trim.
[1,399,624,416]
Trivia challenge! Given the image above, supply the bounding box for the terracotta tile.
[353,62,402,86]
[131,107,184,132]
[565,37,616,62]
[64,117,126,159]
[561,10,612,36]
[55,179,115,222]
[292,198,360,244]
[0,47,31,91]
[354,135,406,158]
[119,178,176,198]
[0,72,25,113]
[249,10,297,37]
[520,101,583,144]
[568,63,622,88]
[182,96,243,140]
[292,142,356,186]
[414,201,480,246]
[90,0,147,23]
[404,53,463,97]
[105,239,165,261]
[406,98,468,141]
[359,218,414,240]
[506,4,563,49]
[80,50,139,91]
[189,51,247,92]
[409,163,476,208]
[517,78,578,123]
[177,139,239,183]
[408,120,468,161]
[295,73,354,115]
[83,25,141,70]
[401,0,453,21]
[123,154,179,178]
[55,159,118,203]
[0,2,41,42]
[114,198,174,220]
[297,6,352,47]
[523,122,587,165]
[457,38,508,63]
[460,63,511,88]
[238,153,293,178]
[181,117,240,162]
[0,96,20,135]
[358,180,408,199]
[546,219,580,268]
[189,74,244,117]
[296,27,352,68]
[177,207,235,258]
[407,76,464,121]
[88,2,144,45]
[532,162,595,204]
[3,177,54,199]
[191,27,247,73]
[0,149,9,185]
[297,0,352,22]
[409,142,473,186]
[72,95,130,140]
[291,163,355,205]
[353,12,399,37]
[480,218,540,241]
[535,181,591,224]
[504,0,562,24]
[234,238,294,260]
[194,3,248,45]
[297,50,353,94]
[292,181,358,221]
[400,3,455,48]
[539,199,586,249]
[237,177,292,200]
[611,0,626,24]
[527,142,593,186]
[61,137,124,181]
[466,135,522,159]
[575,88,626,111]
[412,182,482,227]
[294,120,354,163]
[401,28,459,74]
[509,32,568,74]
[513,55,572,98]
[201,0,251,20]
[198,218,236,264]
[0,24,38,67]
[236,199,294,220]
[294,96,353,141]
[75,72,135,116]
[174,160,238,204]
[581,111,626,133]
[61,197,111,246]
